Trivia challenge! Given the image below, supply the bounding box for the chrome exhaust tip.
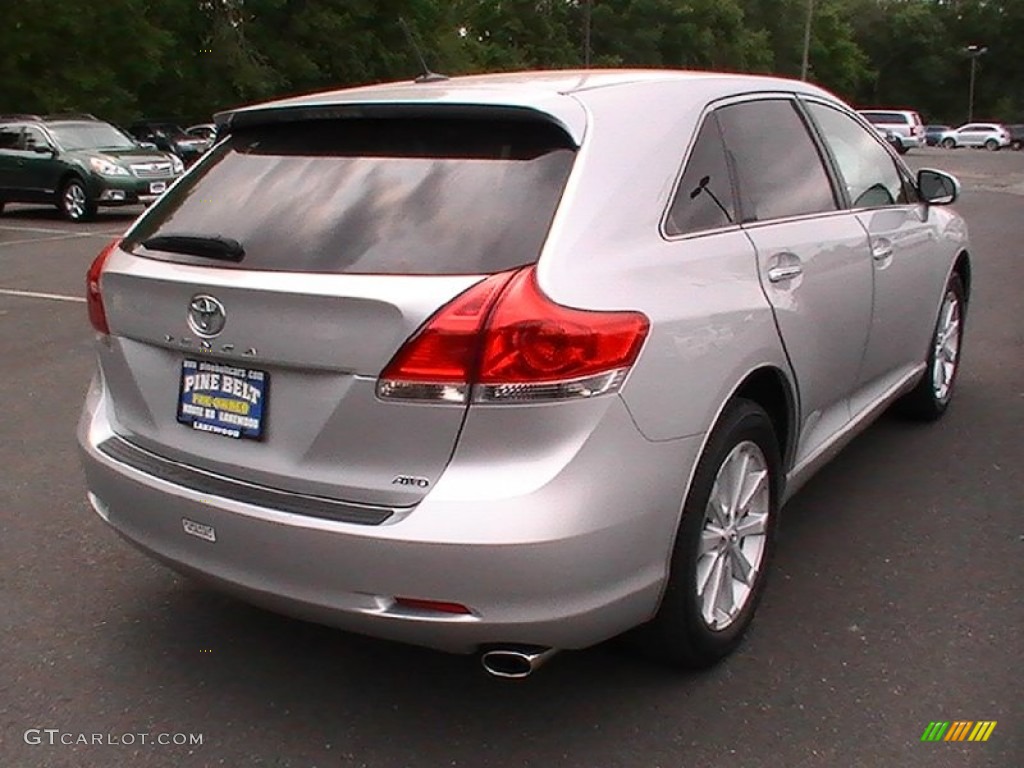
[480,645,558,679]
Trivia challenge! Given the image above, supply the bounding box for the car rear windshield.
[861,112,910,124]
[123,116,576,275]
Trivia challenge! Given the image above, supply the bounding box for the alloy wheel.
[696,440,770,631]
[63,183,87,220]
[931,290,961,402]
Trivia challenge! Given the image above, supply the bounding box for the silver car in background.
[947,122,1012,150]
[858,109,926,153]
[78,70,971,677]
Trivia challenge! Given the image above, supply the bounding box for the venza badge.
[187,294,227,338]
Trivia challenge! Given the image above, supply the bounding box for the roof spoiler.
[213,102,582,146]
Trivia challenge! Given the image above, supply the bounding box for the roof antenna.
[399,17,449,83]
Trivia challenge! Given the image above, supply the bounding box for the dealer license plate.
[177,359,268,440]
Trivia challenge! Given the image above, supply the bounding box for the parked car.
[857,109,925,153]
[944,123,1011,150]
[1006,124,1024,151]
[924,124,957,147]
[0,114,183,221]
[185,123,217,143]
[127,121,210,165]
[872,125,904,153]
[79,70,971,676]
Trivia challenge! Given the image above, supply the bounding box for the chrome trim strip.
[96,435,396,525]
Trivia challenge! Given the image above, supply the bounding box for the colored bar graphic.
[945,721,972,741]
[922,721,996,742]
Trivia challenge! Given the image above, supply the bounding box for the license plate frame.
[176,359,269,440]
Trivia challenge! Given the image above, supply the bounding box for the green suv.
[0,114,184,222]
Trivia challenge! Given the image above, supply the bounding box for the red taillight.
[87,238,121,335]
[480,269,649,383]
[393,597,472,615]
[380,271,515,384]
[378,266,650,403]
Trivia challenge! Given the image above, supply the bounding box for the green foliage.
[0,1,1020,125]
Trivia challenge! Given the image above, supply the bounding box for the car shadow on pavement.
[1,204,143,225]
[101,576,720,760]
[80,394,983,762]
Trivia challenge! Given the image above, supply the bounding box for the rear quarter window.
[665,115,737,236]
[124,117,576,275]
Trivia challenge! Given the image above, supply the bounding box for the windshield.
[125,117,576,275]
[50,122,136,151]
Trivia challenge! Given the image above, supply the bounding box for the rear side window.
[666,115,736,236]
[0,125,21,150]
[716,100,837,222]
[124,117,576,275]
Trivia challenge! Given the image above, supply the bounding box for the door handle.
[871,239,894,261]
[767,264,803,283]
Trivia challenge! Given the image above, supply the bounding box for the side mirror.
[918,169,960,205]
[138,141,158,150]
[31,144,55,156]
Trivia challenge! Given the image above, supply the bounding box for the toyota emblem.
[187,294,226,338]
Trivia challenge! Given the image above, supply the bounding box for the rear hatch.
[100,114,576,508]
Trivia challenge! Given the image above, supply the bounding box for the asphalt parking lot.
[1,148,1021,768]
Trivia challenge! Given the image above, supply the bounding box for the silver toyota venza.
[78,70,970,677]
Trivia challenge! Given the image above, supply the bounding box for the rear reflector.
[87,238,121,335]
[393,597,472,615]
[377,266,649,404]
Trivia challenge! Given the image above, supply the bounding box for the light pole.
[965,44,987,123]
[800,0,815,80]
[583,0,592,68]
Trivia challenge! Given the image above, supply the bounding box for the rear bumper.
[78,373,701,653]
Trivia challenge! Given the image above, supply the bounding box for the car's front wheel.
[941,137,956,149]
[898,273,966,420]
[59,178,96,222]
[632,398,780,668]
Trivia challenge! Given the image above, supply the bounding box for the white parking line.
[0,224,77,235]
[0,288,86,303]
[0,225,124,238]
[0,233,96,248]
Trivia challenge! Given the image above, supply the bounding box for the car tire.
[630,398,781,669]
[897,274,967,421]
[59,177,96,222]
[984,139,1000,151]
[941,137,956,149]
